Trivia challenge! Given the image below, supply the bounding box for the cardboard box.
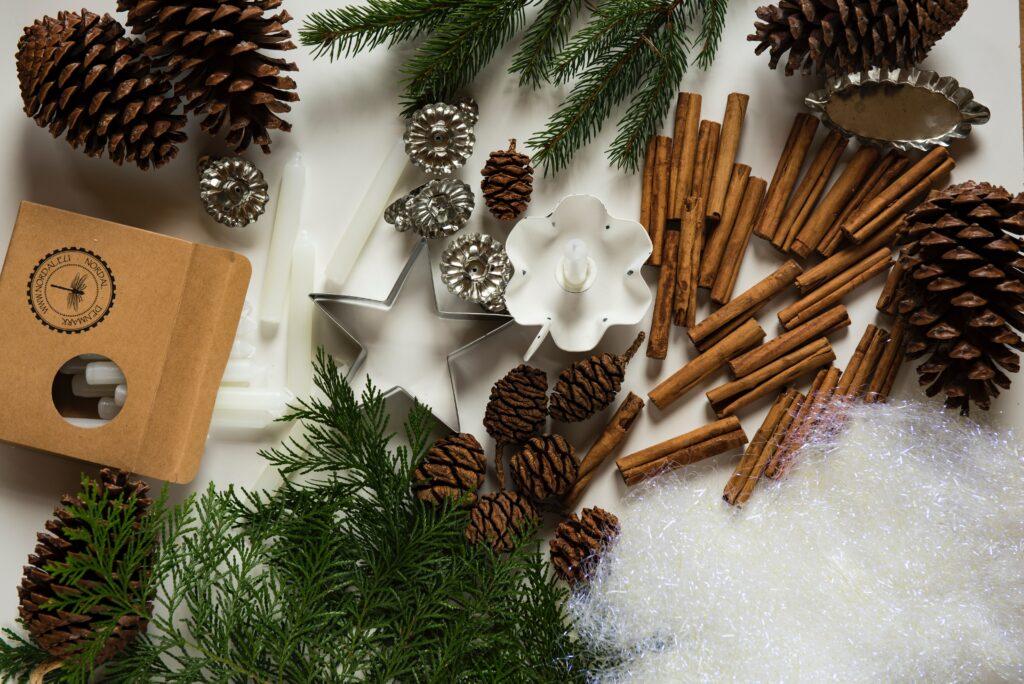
[0,202,251,483]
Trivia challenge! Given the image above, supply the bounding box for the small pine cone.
[550,507,620,585]
[413,433,486,506]
[465,491,538,553]
[16,10,187,170]
[118,0,299,153]
[748,0,968,78]
[19,469,153,665]
[509,434,578,501]
[484,364,548,489]
[549,332,645,423]
[481,139,534,220]
[895,181,1024,415]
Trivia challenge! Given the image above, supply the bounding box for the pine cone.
[749,0,969,77]
[16,10,187,170]
[895,181,1024,415]
[549,332,645,423]
[19,469,153,664]
[549,507,620,586]
[118,0,299,153]
[413,433,487,506]
[509,434,578,501]
[465,491,538,553]
[484,364,548,489]
[481,139,534,220]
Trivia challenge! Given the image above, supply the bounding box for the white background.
[0,0,1019,642]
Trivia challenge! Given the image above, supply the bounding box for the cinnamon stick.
[876,258,905,315]
[673,197,703,326]
[700,164,751,288]
[728,304,849,378]
[616,415,743,474]
[769,366,840,479]
[707,93,750,224]
[848,326,889,398]
[712,176,768,305]
[866,320,906,402]
[669,93,702,217]
[842,147,954,243]
[795,218,903,293]
[818,152,909,257]
[791,146,880,258]
[772,130,848,251]
[755,114,819,240]
[724,389,797,505]
[693,120,722,201]
[564,393,645,509]
[759,391,805,482]
[847,156,955,244]
[689,259,803,349]
[647,223,680,360]
[686,203,703,327]
[707,338,835,417]
[648,135,673,265]
[837,324,878,396]
[640,136,657,236]
[648,318,766,410]
[778,250,891,330]
[875,321,908,402]
[621,429,749,487]
[764,369,829,480]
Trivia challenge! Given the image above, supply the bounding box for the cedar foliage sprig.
[301,0,729,173]
[0,350,588,682]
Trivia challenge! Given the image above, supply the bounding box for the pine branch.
[510,0,583,88]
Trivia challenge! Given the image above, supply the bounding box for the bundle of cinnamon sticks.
[616,416,748,486]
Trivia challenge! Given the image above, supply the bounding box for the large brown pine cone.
[19,469,153,664]
[509,434,578,501]
[465,491,538,553]
[481,139,534,220]
[413,433,487,506]
[749,0,969,77]
[895,181,1024,415]
[16,10,187,170]
[550,507,620,586]
[484,364,548,489]
[118,0,299,153]
[549,332,645,423]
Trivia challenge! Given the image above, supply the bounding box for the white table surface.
[0,0,1020,640]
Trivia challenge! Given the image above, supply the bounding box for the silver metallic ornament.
[404,102,476,176]
[440,233,512,310]
[198,156,269,228]
[386,179,475,239]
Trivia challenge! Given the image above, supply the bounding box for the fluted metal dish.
[386,179,475,239]
[404,101,476,175]
[198,156,269,228]
[440,233,512,310]
[805,67,990,153]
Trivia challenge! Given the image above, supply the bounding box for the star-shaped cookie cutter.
[310,239,510,431]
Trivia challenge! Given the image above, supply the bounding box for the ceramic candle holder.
[504,194,652,360]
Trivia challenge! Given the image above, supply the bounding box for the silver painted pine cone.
[198,156,269,228]
[404,102,475,176]
[440,233,512,306]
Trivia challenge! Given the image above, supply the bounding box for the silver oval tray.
[805,67,990,153]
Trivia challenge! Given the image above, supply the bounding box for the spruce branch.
[510,0,583,88]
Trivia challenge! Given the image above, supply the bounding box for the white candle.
[260,152,306,335]
[114,384,128,407]
[85,361,125,386]
[71,374,116,398]
[98,397,121,421]
[60,358,89,375]
[212,387,294,430]
[324,138,409,290]
[287,230,316,398]
[220,359,266,387]
[230,339,255,359]
[66,417,107,429]
[562,239,590,289]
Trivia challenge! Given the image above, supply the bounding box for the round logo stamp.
[28,248,115,333]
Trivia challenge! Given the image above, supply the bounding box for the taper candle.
[260,152,306,335]
[287,230,315,398]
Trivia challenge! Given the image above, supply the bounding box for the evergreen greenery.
[301,0,730,173]
[0,351,589,682]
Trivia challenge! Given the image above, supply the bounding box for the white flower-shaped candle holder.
[504,194,653,360]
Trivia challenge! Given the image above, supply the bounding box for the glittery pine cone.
[549,507,620,585]
[509,434,578,501]
[16,10,187,170]
[549,332,645,423]
[19,469,153,664]
[413,433,487,506]
[118,0,299,153]
[895,181,1024,415]
[749,0,969,77]
[465,491,538,553]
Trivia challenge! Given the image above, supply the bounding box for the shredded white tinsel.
[570,401,1024,683]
